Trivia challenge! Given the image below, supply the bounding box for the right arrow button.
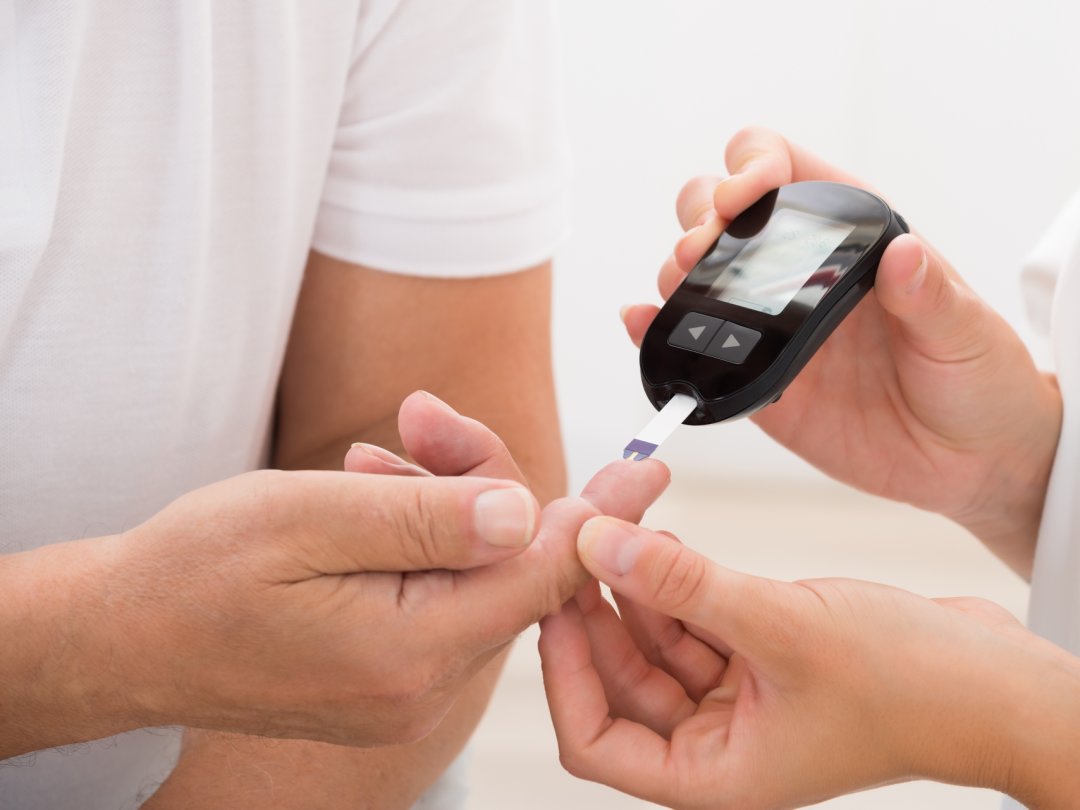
[705,322,762,364]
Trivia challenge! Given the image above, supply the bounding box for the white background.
[551,0,1080,490]
[469,3,1080,809]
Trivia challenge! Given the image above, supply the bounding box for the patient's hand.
[621,127,1060,578]
[539,517,1080,810]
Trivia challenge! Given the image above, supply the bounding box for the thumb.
[874,234,991,363]
[280,471,540,574]
[575,516,786,653]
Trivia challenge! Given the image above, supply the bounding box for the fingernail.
[578,517,642,576]
[474,487,538,548]
[418,391,456,413]
[351,442,399,461]
[907,245,928,294]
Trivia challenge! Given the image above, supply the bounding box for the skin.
[144,254,574,808]
[2,256,673,808]
[621,127,1063,578]
[534,128,1078,807]
[539,516,1080,810]
[0,395,667,763]
[142,396,668,809]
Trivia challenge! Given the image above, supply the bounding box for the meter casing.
[640,181,909,425]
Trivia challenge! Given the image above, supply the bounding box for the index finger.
[718,127,876,223]
[433,459,673,648]
[539,601,677,806]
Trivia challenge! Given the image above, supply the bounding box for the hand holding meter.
[624,181,908,460]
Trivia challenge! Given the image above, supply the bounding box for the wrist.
[952,372,1062,578]
[0,536,152,758]
[995,644,1080,808]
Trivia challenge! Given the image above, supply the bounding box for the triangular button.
[722,334,741,349]
[687,325,706,341]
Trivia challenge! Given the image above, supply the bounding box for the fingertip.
[673,214,721,273]
[403,389,457,416]
[877,233,928,296]
[657,254,687,300]
[631,457,673,491]
[620,304,659,349]
[577,516,645,579]
[579,457,670,523]
[675,173,725,231]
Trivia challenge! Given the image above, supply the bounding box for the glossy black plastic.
[639,181,908,425]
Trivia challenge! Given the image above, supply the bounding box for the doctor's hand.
[540,518,1080,810]
[621,127,1061,577]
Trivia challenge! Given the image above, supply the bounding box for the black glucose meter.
[639,181,908,425]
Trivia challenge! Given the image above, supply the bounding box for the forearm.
[0,537,145,758]
[146,652,508,810]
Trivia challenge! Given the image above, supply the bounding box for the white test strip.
[622,393,697,460]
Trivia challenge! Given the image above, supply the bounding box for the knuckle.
[727,124,774,150]
[395,484,444,568]
[558,748,590,779]
[394,708,443,745]
[945,595,1017,625]
[651,546,708,612]
[226,469,296,540]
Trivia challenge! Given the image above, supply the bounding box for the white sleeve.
[311,0,571,277]
[1021,187,1080,338]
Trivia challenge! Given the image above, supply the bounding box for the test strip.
[622,393,697,460]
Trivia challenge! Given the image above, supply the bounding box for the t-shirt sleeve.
[311,0,571,277]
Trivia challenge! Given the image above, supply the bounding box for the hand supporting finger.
[575,516,794,659]
[538,601,676,805]
[573,581,698,737]
[611,591,729,702]
[620,303,660,348]
[719,127,872,223]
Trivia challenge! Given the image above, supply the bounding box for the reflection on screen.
[707,208,855,315]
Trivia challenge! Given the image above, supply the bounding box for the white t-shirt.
[0,2,568,808]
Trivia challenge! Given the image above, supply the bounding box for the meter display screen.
[706,208,856,316]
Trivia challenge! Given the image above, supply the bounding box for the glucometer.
[624,181,908,460]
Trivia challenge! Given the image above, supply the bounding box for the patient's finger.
[445,460,671,650]
[574,581,697,737]
[343,443,432,476]
[579,458,670,524]
[398,391,526,484]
